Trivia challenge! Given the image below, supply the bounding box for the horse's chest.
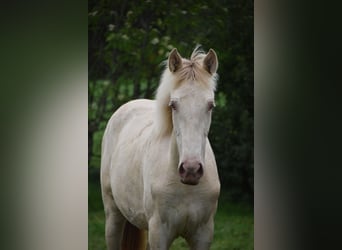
[156,190,217,232]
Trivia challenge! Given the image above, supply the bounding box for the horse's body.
[101,47,220,250]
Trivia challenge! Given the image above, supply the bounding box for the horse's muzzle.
[178,160,203,185]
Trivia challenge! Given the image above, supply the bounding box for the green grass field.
[89,181,253,250]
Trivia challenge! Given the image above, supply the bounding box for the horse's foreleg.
[105,212,125,250]
[186,219,215,250]
[103,193,126,250]
[147,216,172,250]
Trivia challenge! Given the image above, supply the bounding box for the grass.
[89,181,253,250]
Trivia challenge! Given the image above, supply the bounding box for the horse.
[100,47,221,250]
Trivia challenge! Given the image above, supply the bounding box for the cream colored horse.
[101,47,220,250]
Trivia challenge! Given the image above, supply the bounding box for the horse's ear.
[203,49,218,74]
[168,48,182,73]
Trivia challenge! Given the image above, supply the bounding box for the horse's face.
[169,85,215,185]
[167,48,218,185]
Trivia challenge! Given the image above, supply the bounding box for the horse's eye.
[208,101,216,111]
[168,100,177,111]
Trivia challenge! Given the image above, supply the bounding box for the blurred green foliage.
[89,0,253,202]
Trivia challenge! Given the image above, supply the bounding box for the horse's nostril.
[179,163,185,175]
[197,163,203,177]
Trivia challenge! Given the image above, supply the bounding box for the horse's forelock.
[174,47,217,90]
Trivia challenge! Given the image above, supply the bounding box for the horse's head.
[167,48,218,185]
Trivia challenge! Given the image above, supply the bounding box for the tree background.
[89,0,253,202]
